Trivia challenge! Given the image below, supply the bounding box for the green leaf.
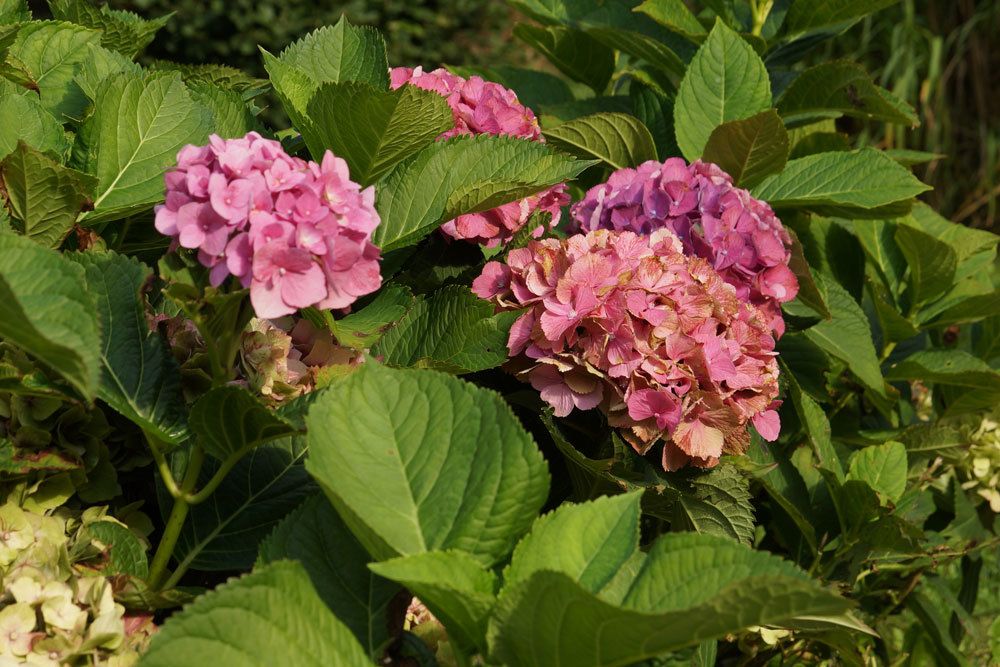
[785,228,830,318]
[0,94,70,160]
[0,233,99,399]
[847,441,907,503]
[84,520,148,578]
[305,364,550,566]
[785,367,845,480]
[513,23,614,93]
[369,550,497,654]
[372,285,519,374]
[894,223,958,308]
[73,42,142,102]
[187,82,256,139]
[635,0,707,40]
[4,21,100,118]
[670,464,755,545]
[885,349,1000,393]
[673,19,771,160]
[802,274,886,398]
[47,0,171,59]
[69,251,188,444]
[276,17,388,90]
[189,386,297,461]
[543,112,657,170]
[309,283,415,350]
[373,134,592,252]
[751,149,931,217]
[258,494,402,658]
[171,437,315,571]
[505,491,642,595]
[301,81,452,184]
[1,142,95,248]
[0,0,29,23]
[489,533,851,666]
[777,61,917,126]
[630,84,678,159]
[783,0,900,40]
[701,109,788,188]
[138,561,370,667]
[74,72,212,223]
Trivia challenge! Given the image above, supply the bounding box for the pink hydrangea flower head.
[473,228,782,471]
[155,132,383,318]
[391,66,569,247]
[571,158,799,336]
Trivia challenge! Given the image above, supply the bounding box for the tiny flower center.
[9,631,18,640]
[278,268,286,276]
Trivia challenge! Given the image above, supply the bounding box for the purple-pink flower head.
[155,132,382,318]
[390,66,569,248]
[571,159,799,337]
[472,229,781,471]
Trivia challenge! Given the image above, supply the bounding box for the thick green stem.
[750,0,774,36]
[146,445,205,590]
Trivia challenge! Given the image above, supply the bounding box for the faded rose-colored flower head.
[571,159,798,336]
[391,66,569,247]
[156,132,382,318]
[473,229,781,471]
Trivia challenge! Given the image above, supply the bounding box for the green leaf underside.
[258,494,401,657]
[372,285,518,374]
[885,350,1000,392]
[305,364,550,566]
[373,134,591,252]
[674,20,772,160]
[783,0,901,40]
[543,112,657,170]
[0,233,99,398]
[701,109,789,188]
[85,520,149,578]
[138,561,370,667]
[69,251,188,444]
[751,149,930,217]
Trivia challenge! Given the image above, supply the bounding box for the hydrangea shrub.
[0,2,998,667]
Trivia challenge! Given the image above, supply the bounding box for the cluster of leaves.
[0,0,998,665]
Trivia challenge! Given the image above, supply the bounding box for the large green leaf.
[673,20,771,160]
[302,81,452,184]
[69,251,188,444]
[138,561,370,667]
[504,491,642,594]
[543,112,657,170]
[188,82,257,140]
[885,350,1000,393]
[189,385,297,461]
[372,285,519,374]
[701,109,788,188]
[0,94,70,160]
[0,0,29,23]
[847,441,907,504]
[373,134,591,252]
[170,437,315,571]
[4,21,100,118]
[785,369,844,481]
[369,550,497,654]
[307,283,415,350]
[74,72,212,223]
[783,0,900,40]
[1,142,95,248]
[802,275,886,399]
[0,233,99,399]
[751,149,930,217]
[669,464,755,545]
[305,364,550,566]
[258,494,402,658]
[277,17,388,89]
[777,61,917,126]
[47,0,171,59]
[635,0,707,40]
[73,42,142,102]
[513,23,614,93]
[894,223,958,308]
[488,533,851,666]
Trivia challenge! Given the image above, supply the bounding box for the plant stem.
[750,0,774,36]
[146,445,205,590]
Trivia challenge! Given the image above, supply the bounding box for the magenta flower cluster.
[473,229,781,471]
[572,159,799,336]
[155,132,382,318]
[390,66,569,247]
